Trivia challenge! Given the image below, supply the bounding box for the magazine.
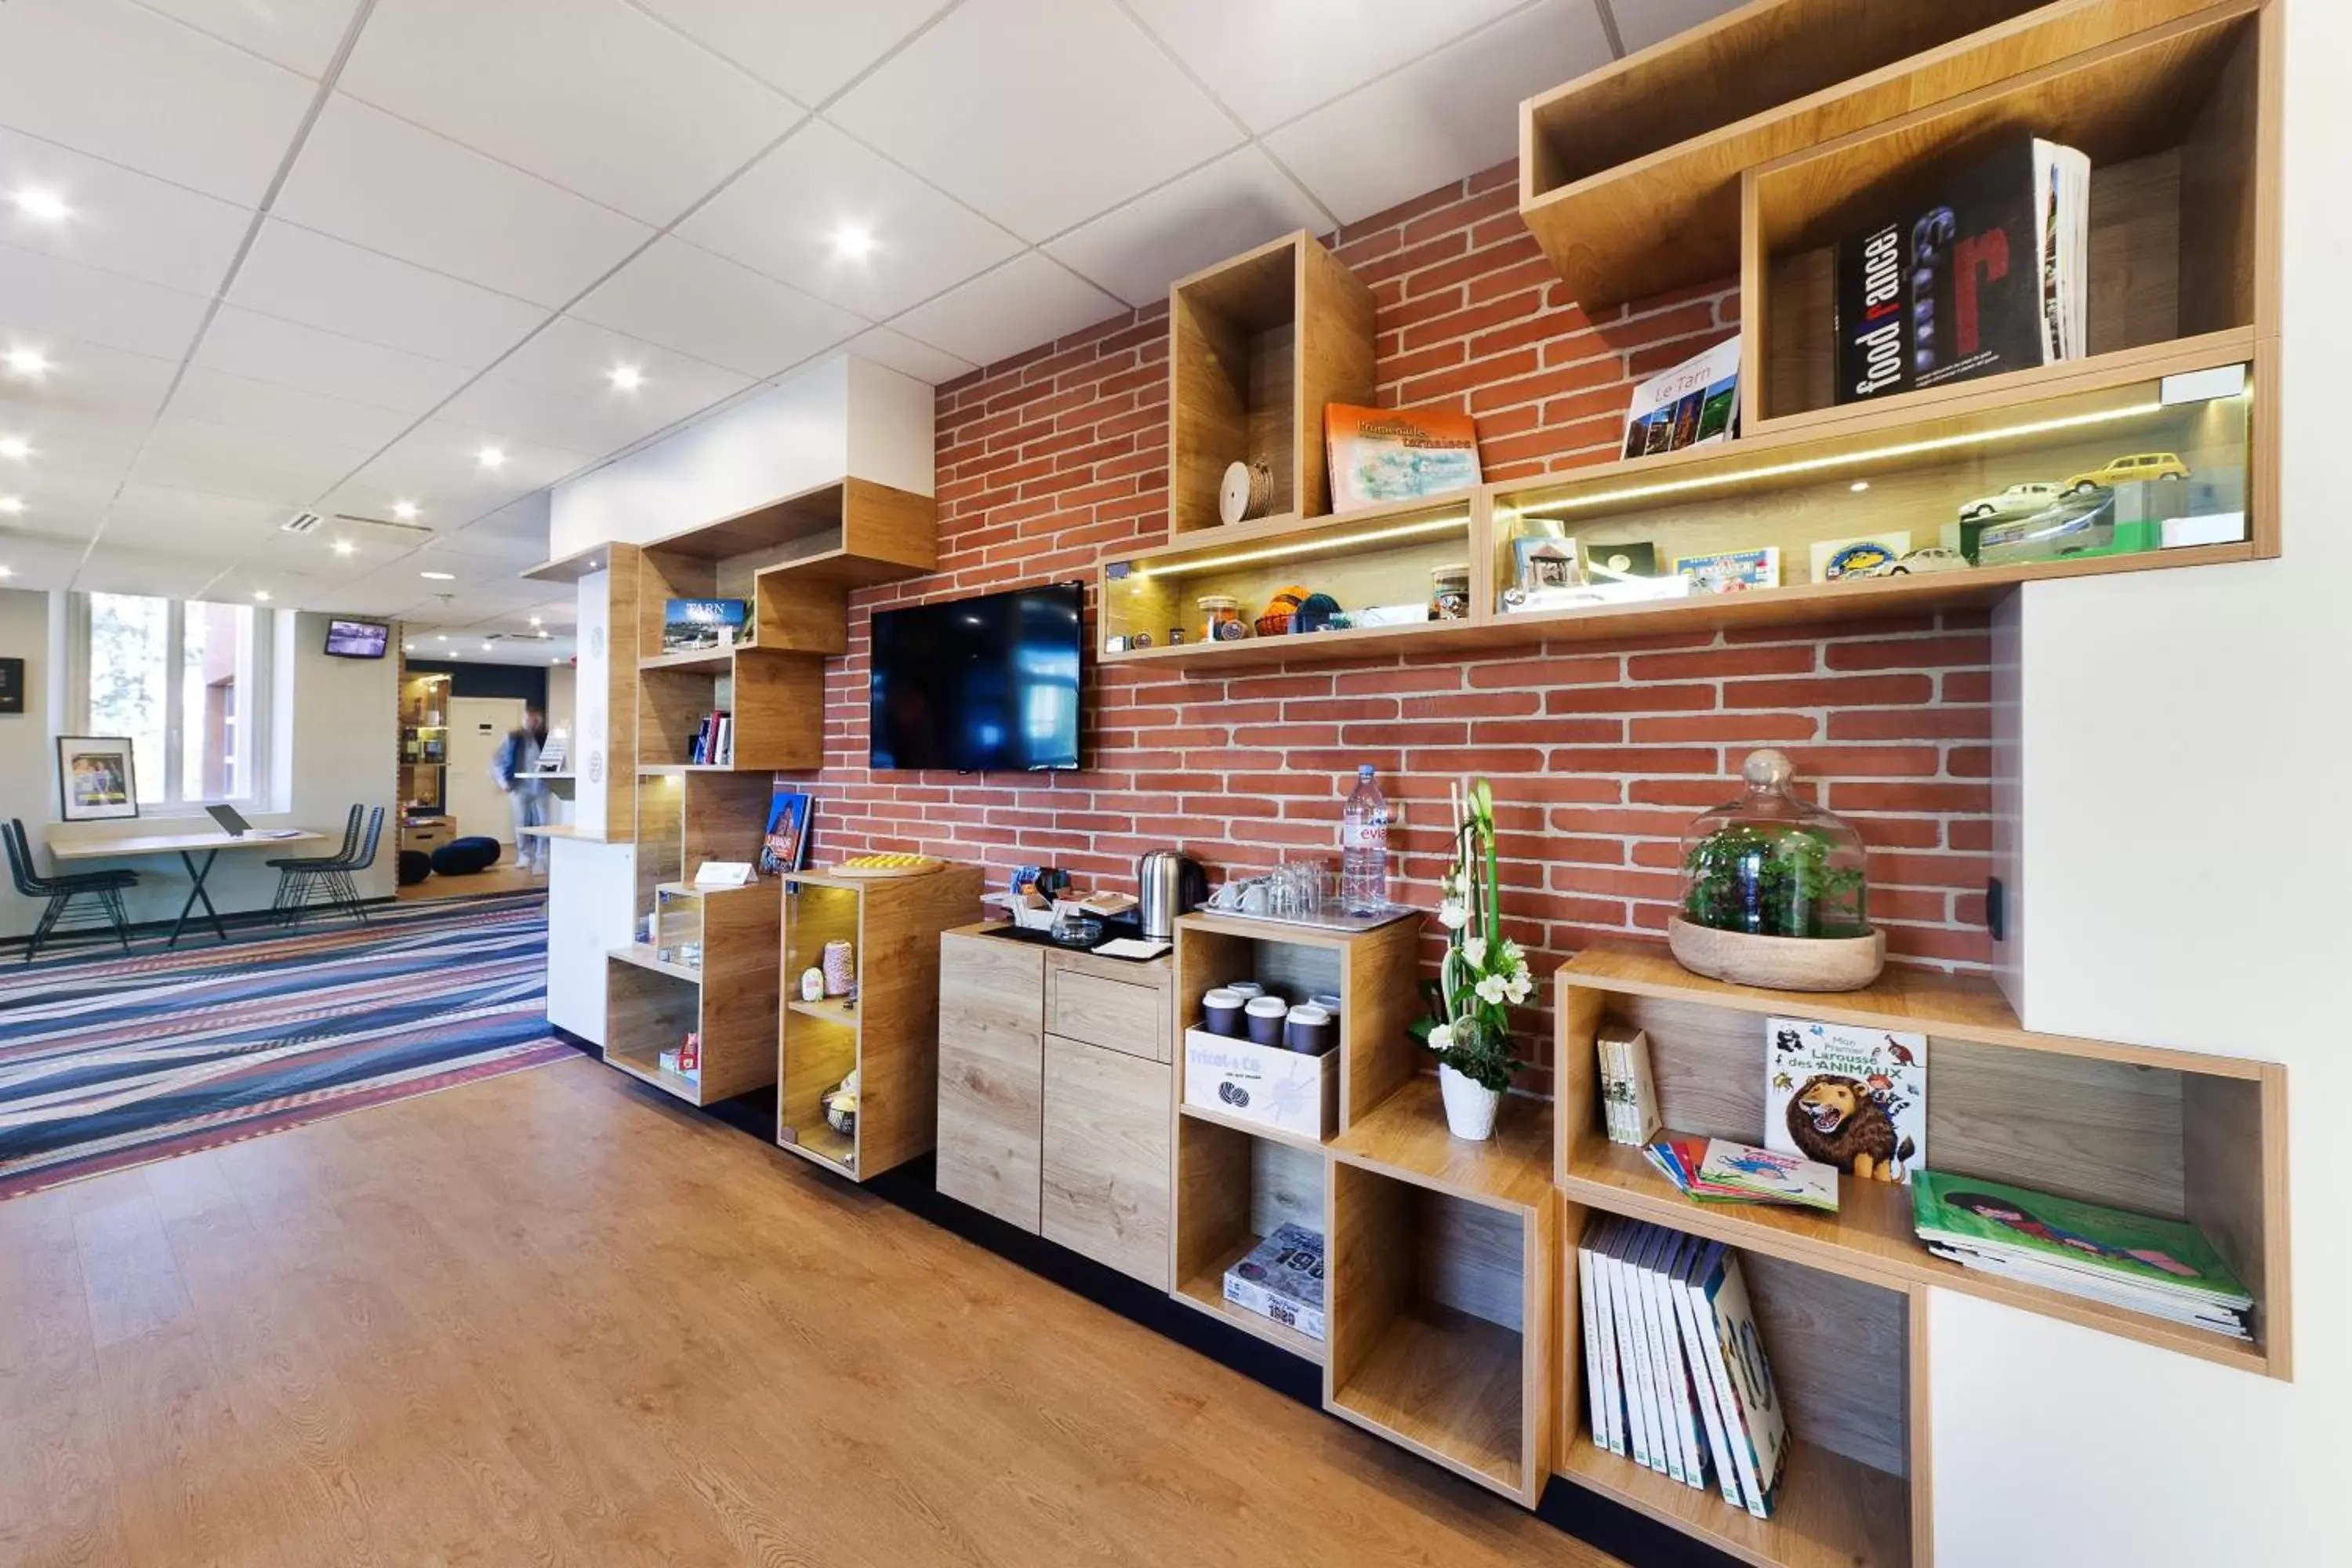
[1911,1171,2252,1335]
[1622,336,1740,459]
[1323,404,1482,510]
[1223,1222,1326,1341]
[1765,1017,1926,1185]
[1835,136,2089,404]
[1695,1140,1839,1213]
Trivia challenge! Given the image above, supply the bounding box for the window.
[76,593,270,810]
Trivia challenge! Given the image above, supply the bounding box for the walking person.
[492,705,552,873]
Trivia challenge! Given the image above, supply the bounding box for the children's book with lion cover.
[1764,1017,1927,1185]
[1323,404,1481,510]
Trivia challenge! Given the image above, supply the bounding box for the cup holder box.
[1184,1025,1338,1140]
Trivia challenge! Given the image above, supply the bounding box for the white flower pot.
[1439,1063,1502,1142]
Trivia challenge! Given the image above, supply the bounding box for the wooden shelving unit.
[776,866,983,1181]
[602,879,781,1106]
[1546,940,2289,1566]
[1168,230,1375,535]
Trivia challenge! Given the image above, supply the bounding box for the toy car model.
[1865,546,1973,576]
[2062,452,2189,492]
[1978,490,2117,564]
[1957,481,2062,522]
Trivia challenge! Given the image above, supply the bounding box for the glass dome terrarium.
[1668,750,1886,992]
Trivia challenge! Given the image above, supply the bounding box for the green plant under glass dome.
[1677,750,1871,940]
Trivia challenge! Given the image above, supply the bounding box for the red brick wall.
[802,161,1993,1093]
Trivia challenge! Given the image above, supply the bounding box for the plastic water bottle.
[1341,764,1391,915]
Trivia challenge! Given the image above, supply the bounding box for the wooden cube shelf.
[1553,942,2288,1378]
[631,769,775,922]
[1745,0,2274,427]
[1327,1158,1555,1505]
[602,880,781,1106]
[1516,0,2229,310]
[1171,1113,1330,1360]
[777,866,983,1181]
[1168,230,1374,536]
[1559,1207,1922,1568]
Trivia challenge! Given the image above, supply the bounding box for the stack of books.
[1911,1172,2253,1341]
[1577,1220,1788,1519]
[1644,1136,1840,1214]
[1596,1023,1662,1145]
[1222,1223,1325,1341]
[688,710,733,767]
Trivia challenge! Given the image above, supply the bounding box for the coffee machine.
[1136,849,1207,939]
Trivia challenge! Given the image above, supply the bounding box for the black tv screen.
[323,619,390,659]
[869,583,1082,772]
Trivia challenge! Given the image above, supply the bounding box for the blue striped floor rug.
[0,892,572,1201]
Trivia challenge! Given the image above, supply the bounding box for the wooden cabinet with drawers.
[938,925,1173,1287]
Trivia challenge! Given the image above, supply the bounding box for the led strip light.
[1125,515,1468,580]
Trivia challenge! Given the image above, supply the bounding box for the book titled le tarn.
[1835,136,2089,405]
[1323,404,1481,511]
[1621,336,1740,459]
[661,597,749,653]
[1223,1222,1326,1341]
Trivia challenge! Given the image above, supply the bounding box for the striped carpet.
[0,893,572,1201]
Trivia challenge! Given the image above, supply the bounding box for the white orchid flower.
[1461,936,1487,967]
[1475,974,1508,1005]
[1427,1022,1454,1053]
[1438,900,1469,930]
[1504,974,1533,1005]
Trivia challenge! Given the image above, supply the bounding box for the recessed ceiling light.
[252,589,272,601]
[0,496,24,515]
[0,436,28,461]
[831,223,875,260]
[481,643,492,652]
[551,656,562,664]
[419,570,456,581]
[0,566,13,579]
[528,615,542,627]
[608,365,644,392]
[331,539,357,557]
[1849,480,1871,493]
[4,348,49,377]
[391,499,419,521]
[12,188,70,224]
[403,642,415,652]
[437,634,449,642]
[476,445,506,470]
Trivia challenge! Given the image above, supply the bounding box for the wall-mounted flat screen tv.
[323,619,390,659]
[869,583,1082,772]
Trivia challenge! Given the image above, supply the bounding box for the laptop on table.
[204,804,303,840]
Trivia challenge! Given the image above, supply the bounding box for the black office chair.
[4,818,140,962]
[267,804,362,924]
[279,806,385,931]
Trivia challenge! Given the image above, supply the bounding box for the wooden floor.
[0,1056,1622,1568]
[396,862,545,901]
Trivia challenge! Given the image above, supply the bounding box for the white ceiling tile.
[1612,0,1744,54]
[829,0,1240,243]
[844,327,974,386]
[0,245,210,361]
[0,405,151,481]
[1265,0,1614,225]
[228,219,547,367]
[339,0,804,225]
[441,316,752,457]
[572,238,864,378]
[168,366,416,452]
[100,484,286,553]
[332,418,593,520]
[1124,0,1533,132]
[193,305,477,416]
[140,0,367,77]
[0,532,91,591]
[887,252,1120,370]
[0,0,314,206]
[0,464,125,540]
[679,120,1020,320]
[71,543,231,600]
[275,96,654,307]
[1047,147,1329,308]
[0,332,180,428]
[630,0,942,104]
[131,415,376,504]
[0,126,252,296]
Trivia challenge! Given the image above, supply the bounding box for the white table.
[49,829,330,946]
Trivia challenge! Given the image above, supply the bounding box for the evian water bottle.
[1340,764,1391,915]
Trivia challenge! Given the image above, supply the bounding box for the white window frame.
[64,592,277,816]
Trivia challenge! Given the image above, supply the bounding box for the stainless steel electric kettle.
[1136,849,1207,939]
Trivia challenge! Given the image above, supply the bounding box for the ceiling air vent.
[281,510,325,534]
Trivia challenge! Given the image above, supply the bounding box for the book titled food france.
[1835,136,2088,404]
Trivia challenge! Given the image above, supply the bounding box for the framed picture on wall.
[57,736,139,821]
[759,788,811,877]
[0,656,22,715]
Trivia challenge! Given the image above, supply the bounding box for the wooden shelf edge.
[1330,1076,1553,1212]
[1178,1099,1334,1156]
[637,648,737,673]
[786,998,860,1028]
[607,944,702,983]
[778,1131,857,1179]
[1557,1169,2273,1378]
[1555,1432,1909,1568]
[604,1050,711,1105]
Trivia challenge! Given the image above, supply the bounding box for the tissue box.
[1184,1027,1337,1139]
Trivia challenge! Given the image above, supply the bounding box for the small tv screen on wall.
[323,619,390,659]
[868,583,1083,772]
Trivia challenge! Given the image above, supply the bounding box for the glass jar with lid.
[1676,749,1871,938]
[1197,594,1245,641]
